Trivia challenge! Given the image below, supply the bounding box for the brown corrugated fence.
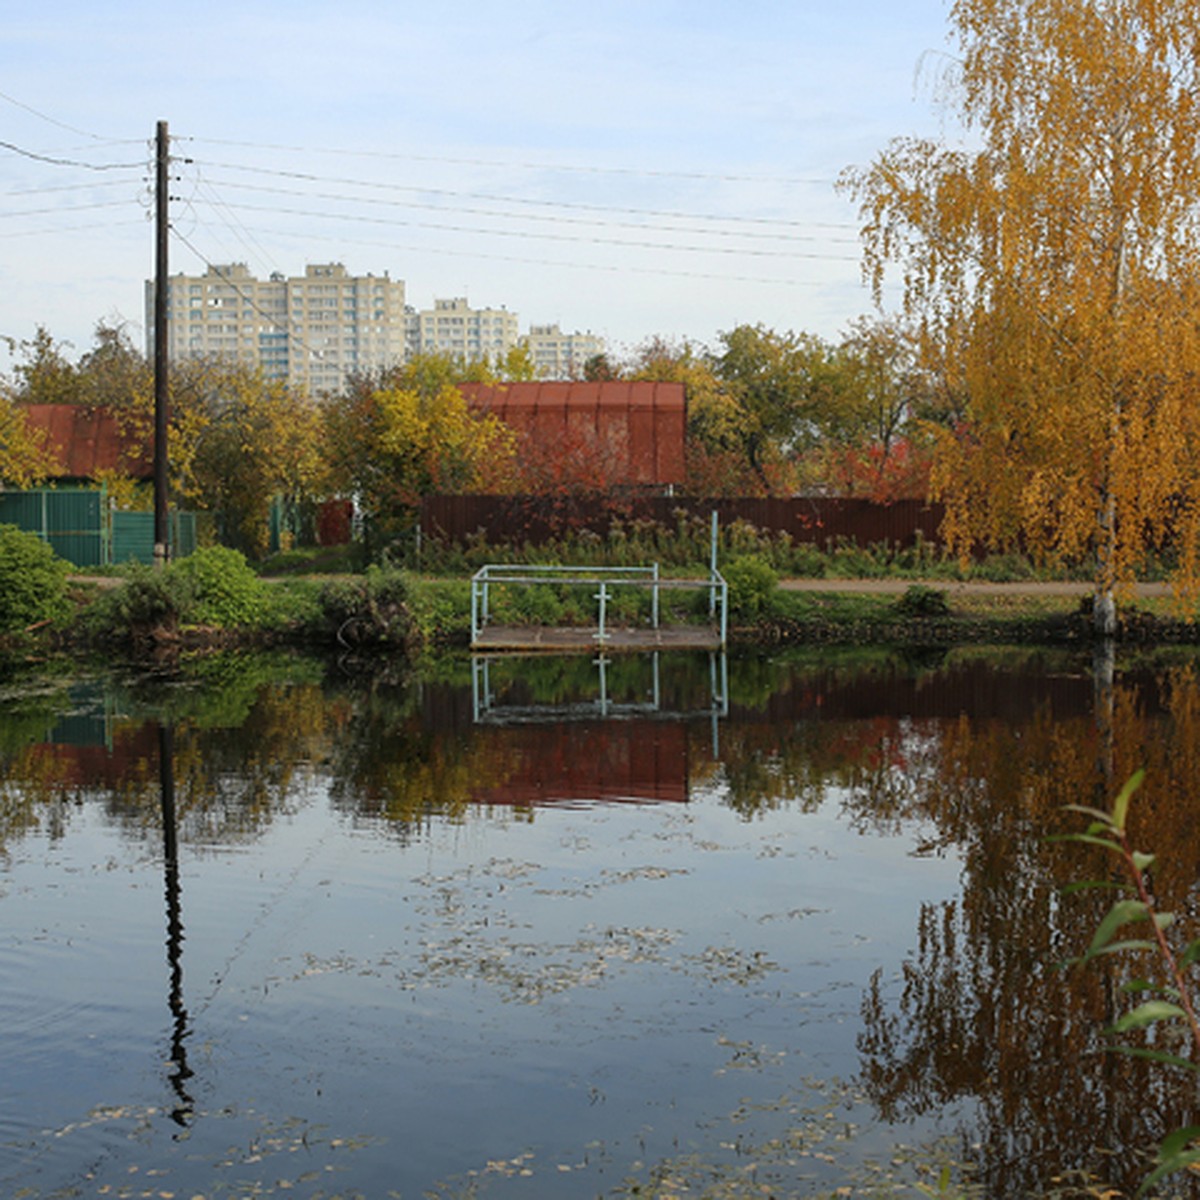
[420,494,948,550]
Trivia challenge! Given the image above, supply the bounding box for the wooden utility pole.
[153,120,170,568]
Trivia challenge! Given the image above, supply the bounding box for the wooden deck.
[471,624,723,653]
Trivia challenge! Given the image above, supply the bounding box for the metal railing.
[470,562,728,647]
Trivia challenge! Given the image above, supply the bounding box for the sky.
[1,1,960,369]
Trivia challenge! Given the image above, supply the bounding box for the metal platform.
[470,623,724,653]
[469,560,728,652]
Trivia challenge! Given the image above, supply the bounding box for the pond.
[3,645,1200,1199]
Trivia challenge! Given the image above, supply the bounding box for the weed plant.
[1060,773,1200,1195]
[404,514,1080,584]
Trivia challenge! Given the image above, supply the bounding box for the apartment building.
[147,263,407,393]
[522,323,605,379]
[405,297,520,362]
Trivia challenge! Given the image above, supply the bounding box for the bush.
[172,546,270,627]
[83,561,197,640]
[0,525,71,633]
[723,554,778,619]
[894,583,950,618]
[316,566,416,648]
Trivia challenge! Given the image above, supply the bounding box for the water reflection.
[158,724,194,1128]
[4,647,1200,1196]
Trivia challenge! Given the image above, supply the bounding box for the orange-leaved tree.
[843,0,1200,633]
[322,370,516,558]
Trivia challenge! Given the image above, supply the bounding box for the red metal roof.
[22,404,153,480]
[459,381,686,487]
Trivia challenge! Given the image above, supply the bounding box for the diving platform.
[469,563,728,653]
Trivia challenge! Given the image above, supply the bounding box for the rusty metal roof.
[22,404,153,480]
[459,381,686,486]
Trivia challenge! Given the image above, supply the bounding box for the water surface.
[2,646,1199,1198]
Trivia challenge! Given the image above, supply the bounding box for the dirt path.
[778,578,1172,598]
[68,574,1172,599]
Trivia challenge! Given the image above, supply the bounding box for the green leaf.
[1179,940,1200,968]
[1056,832,1124,854]
[1089,899,1151,955]
[1109,1045,1200,1072]
[1138,1126,1200,1196]
[1119,979,1158,995]
[1131,850,1156,872]
[1110,1000,1188,1033]
[1082,938,1158,962]
[1060,879,1125,896]
[1153,912,1175,931]
[1160,1126,1200,1160]
[1063,803,1118,824]
[1111,769,1144,832]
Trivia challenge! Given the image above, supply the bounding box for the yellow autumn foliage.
[844,0,1200,629]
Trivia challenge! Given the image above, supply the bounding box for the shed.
[22,404,152,480]
[459,380,686,489]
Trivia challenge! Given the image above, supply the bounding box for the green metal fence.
[0,488,196,567]
[0,486,110,567]
[112,510,197,565]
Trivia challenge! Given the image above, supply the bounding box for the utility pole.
[153,120,170,569]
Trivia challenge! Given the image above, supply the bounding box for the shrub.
[317,566,415,648]
[0,524,70,633]
[173,546,270,627]
[723,554,778,619]
[894,584,950,618]
[83,561,197,640]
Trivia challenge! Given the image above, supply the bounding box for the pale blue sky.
[1,2,958,365]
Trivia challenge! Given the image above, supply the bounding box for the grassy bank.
[9,552,1198,661]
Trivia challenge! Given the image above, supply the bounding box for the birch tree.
[844,0,1200,632]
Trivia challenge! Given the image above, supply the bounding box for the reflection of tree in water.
[852,667,1200,1198]
[0,669,336,851]
[325,680,620,831]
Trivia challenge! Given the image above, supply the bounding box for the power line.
[196,176,860,245]
[0,217,145,239]
[4,179,142,198]
[186,136,834,186]
[0,138,144,171]
[194,198,861,261]
[0,198,138,220]
[0,90,140,144]
[194,157,857,231]
[241,225,852,289]
[168,226,325,369]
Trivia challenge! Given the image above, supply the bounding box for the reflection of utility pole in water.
[159,724,194,1127]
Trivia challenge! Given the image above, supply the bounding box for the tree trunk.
[1093,586,1117,637]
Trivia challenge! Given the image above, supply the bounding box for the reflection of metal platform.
[472,651,728,729]
[471,624,723,652]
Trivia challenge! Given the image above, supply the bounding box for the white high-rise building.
[405,297,520,363]
[147,263,407,394]
[522,323,605,379]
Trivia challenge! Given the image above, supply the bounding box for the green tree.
[5,326,80,405]
[322,375,516,557]
[76,320,152,409]
[500,343,537,381]
[583,353,620,382]
[844,0,1200,632]
[180,362,323,558]
[0,396,54,486]
[817,316,937,500]
[713,324,847,489]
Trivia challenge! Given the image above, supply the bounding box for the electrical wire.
[192,157,857,232]
[195,176,860,245]
[185,135,834,186]
[0,138,144,171]
[234,224,844,289]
